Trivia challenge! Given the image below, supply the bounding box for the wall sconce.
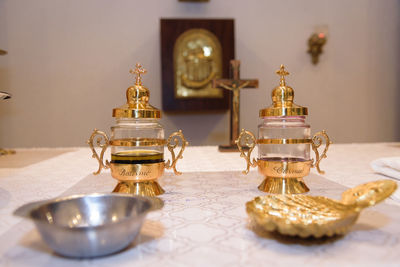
[307,33,326,65]
[0,48,15,156]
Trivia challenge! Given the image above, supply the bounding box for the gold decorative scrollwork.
[165,130,188,175]
[311,130,331,174]
[87,129,110,175]
[235,129,257,174]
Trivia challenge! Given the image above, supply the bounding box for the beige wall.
[0,0,399,147]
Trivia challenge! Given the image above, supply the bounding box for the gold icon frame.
[174,28,223,99]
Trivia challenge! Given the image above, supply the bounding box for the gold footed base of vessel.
[0,149,16,156]
[113,181,165,196]
[258,177,310,194]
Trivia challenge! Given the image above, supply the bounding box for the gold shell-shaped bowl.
[246,180,397,238]
[247,195,360,238]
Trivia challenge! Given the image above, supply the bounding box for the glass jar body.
[258,116,310,161]
[110,118,164,164]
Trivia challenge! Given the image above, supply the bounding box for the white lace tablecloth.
[0,144,399,266]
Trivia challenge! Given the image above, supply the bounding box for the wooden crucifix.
[212,60,258,152]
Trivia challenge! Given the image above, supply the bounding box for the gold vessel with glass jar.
[87,63,188,196]
[236,65,330,194]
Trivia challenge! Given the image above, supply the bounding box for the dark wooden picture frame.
[161,19,234,112]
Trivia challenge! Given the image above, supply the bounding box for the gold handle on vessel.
[87,129,110,175]
[311,130,331,174]
[236,129,257,174]
[165,130,188,175]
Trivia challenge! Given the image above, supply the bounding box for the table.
[0,144,399,266]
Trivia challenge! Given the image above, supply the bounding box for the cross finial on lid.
[129,63,147,85]
[276,64,289,86]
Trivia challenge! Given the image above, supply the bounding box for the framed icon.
[161,19,234,112]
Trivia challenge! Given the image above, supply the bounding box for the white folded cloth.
[371,157,400,180]
[371,157,400,203]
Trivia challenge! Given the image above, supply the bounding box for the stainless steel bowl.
[14,193,162,258]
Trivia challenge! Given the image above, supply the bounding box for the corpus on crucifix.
[212,60,258,152]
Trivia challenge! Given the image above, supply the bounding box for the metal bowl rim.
[18,193,153,229]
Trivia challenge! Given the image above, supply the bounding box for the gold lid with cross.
[113,63,161,119]
[259,65,308,117]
